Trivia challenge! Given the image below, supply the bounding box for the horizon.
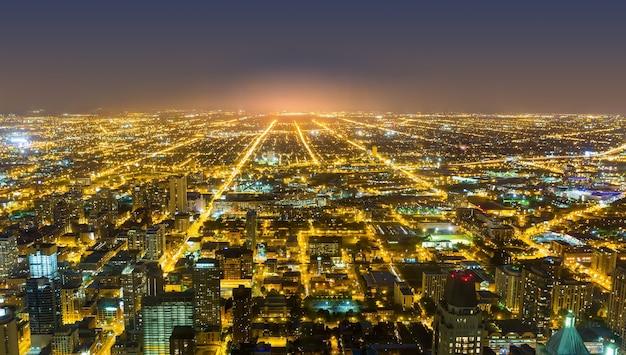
[1,2,626,114]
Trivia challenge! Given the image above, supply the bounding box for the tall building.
[60,282,85,325]
[422,269,448,303]
[145,224,166,261]
[607,267,626,348]
[193,259,221,345]
[552,280,592,317]
[142,292,195,355]
[432,270,483,355]
[169,175,188,215]
[520,258,560,336]
[132,184,148,212]
[0,234,18,277]
[495,265,522,315]
[122,263,147,331]
[232,285,252,344]
[146,262,165,296]
[0,308,19,355]
[592,247,617,277]
[27,277,61,348]
[245,210,257,249]
[29,243,58,278]
[215,247,253,280]
[52,325,79,355]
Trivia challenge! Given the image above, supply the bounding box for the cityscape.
[2,2,626,355]
[1,111,626,354]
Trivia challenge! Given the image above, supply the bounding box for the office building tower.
[245,210,257,249]
[0,307,19,355]
[0,234,18,277]
[27,277,61,348]
[232,285,252,344]
[29,243,58,278]
[495,265,522,315]
[169,175,188,215]
[422,269,449,302]
[193,259,221,345]
[608,267,626,348]
[142,292,195,355]
[432,270,483,355]
[170,326,196,355]
[122,263,147,331]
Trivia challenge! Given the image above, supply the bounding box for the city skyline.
[1,2,626,114]
[2,2,626,355]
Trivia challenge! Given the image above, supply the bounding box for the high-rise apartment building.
[232,285,252,344]
[122,263,147,331]
[552,280,592,316]
[193,258,221,345]
[608,267,626,348]
[495,265,522,315]
[169,175,188,215]
[520,258,560,336]
[0,234,18,277]
[145,224,166,261]
[422,269,448,303]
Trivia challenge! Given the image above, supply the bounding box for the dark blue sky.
[1,2,625,113]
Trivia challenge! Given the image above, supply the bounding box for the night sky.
[1,2,625,114]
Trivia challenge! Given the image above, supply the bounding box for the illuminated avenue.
[1,111,626,354]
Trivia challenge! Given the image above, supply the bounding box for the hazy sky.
[1,2,625,113]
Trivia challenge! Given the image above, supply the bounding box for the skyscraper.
[520,258,560,336]
[60,282,85,325]
[607,267,626,348]
[142,292,195,355]
[552,280,592,317]
[245,210,257,249]
[27,277,61,349]
[432,270,483,355]
[193,258,221,345]
[169,175,188,216]
[28,243,58,278]
[0,234,18,277]
[232,285,252,344]
[121,263,147,331]
[495,265,522,316]
[144,224,166,261]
